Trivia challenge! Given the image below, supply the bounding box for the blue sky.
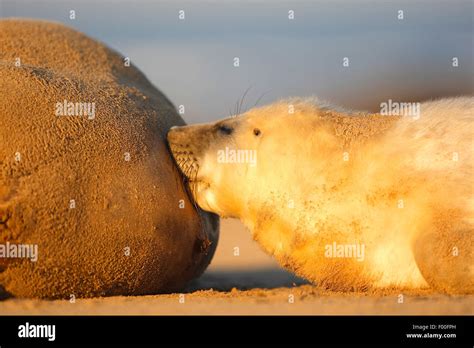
[1,0,472,122]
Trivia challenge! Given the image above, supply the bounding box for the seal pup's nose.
[167,125,185,143]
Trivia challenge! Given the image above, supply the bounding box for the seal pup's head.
[167,112,264,218]
[167,99,340,219]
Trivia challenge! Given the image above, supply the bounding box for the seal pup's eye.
[218,125,233,135]
[253,128,261,136]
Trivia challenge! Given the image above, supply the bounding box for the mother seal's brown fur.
[0,19,218,299]
[168,97,473,294]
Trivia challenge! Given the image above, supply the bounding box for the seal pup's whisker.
[252,90,271,109]
[237,85,252,115]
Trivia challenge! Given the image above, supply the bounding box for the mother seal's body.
[0,19,218,299]
[168,97,473,293]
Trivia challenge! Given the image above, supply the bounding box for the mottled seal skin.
[0,19,218,299]
[168,97,473,294]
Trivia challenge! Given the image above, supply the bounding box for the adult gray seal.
[0,19,218,299]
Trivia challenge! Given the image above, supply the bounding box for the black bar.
[0,316,472,346]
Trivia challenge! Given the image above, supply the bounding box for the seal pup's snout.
[167,124,209,184]
[167,125,193,160]
[167,125,187,143]
[167,125,194,174]
[167,123,214,166]
[167,123,218,210]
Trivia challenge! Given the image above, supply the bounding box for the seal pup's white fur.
[168,97,473,293]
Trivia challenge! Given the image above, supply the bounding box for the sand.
[1,219,472,315]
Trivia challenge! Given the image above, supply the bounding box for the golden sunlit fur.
[168,97,473,293]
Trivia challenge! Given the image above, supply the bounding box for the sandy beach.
[0,12,472,319]
[1,219,472,315]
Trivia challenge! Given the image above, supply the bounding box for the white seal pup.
[168,97,473,293]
